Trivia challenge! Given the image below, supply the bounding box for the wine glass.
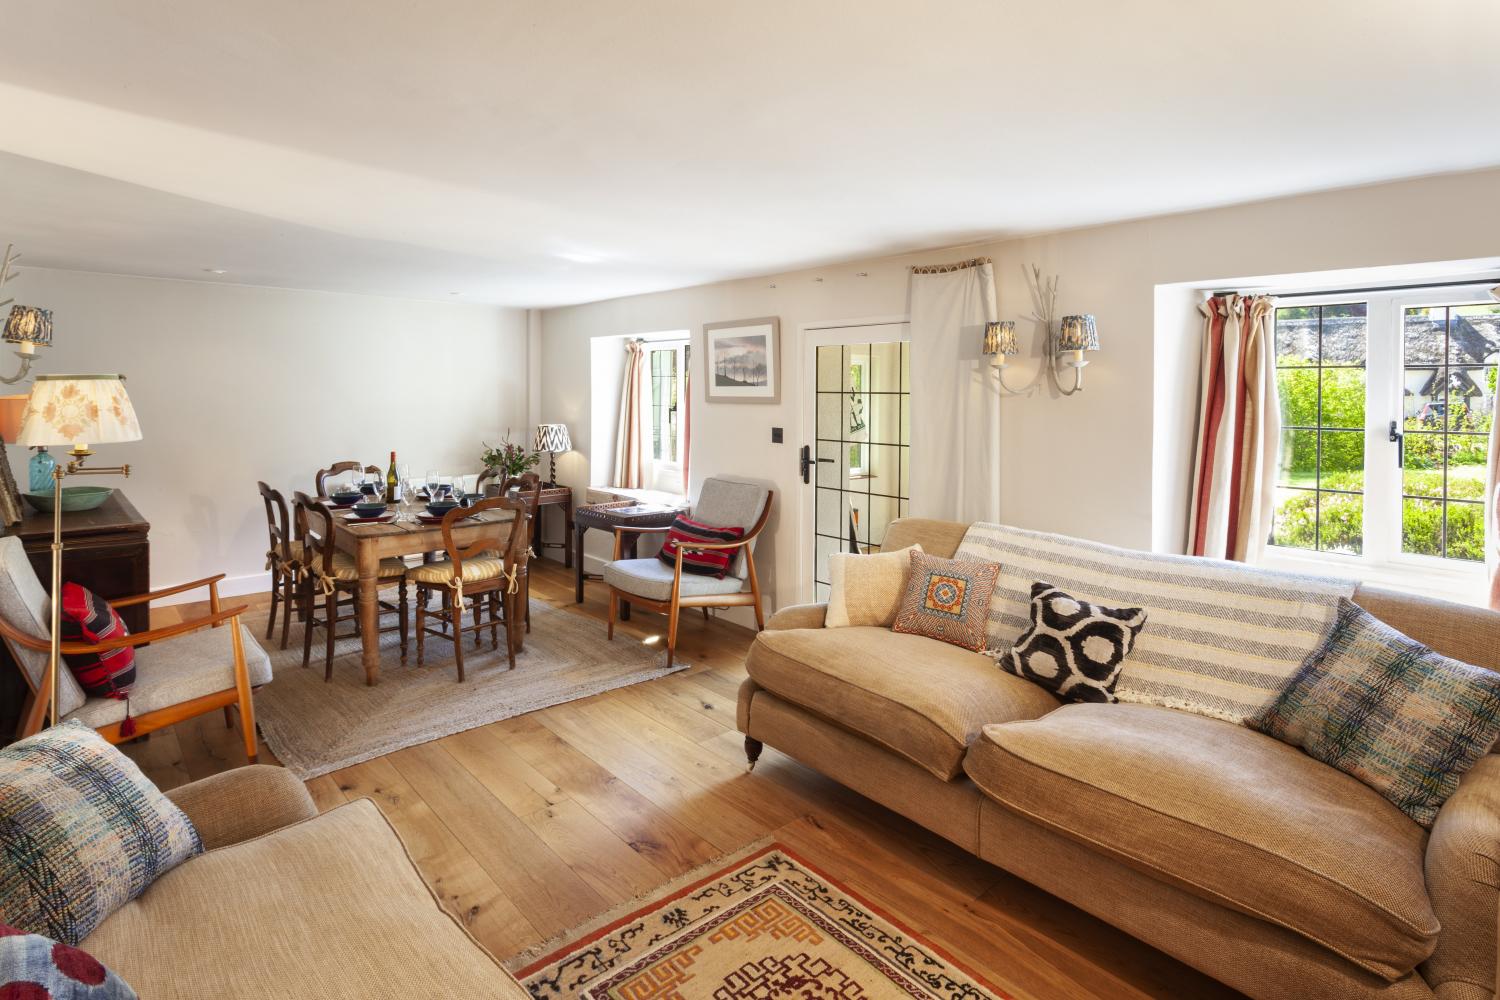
[425,470,440,499]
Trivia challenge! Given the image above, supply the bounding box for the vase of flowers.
[481,431,540,480]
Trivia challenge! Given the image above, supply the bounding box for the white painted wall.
[539,167,1500,618]
[3,269,527,598]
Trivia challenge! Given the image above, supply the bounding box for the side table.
[574,501,683,620]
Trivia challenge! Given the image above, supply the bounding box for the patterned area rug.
[246,599,683,779]
[510,843,1008,1000]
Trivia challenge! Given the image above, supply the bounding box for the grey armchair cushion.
[691,477,770,579]
[68,623,272,728]
[603,559,746,603]
[0,537,86,717]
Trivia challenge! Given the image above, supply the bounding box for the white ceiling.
[0,1,1497,307]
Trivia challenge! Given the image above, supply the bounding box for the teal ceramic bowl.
[23,486,114,513]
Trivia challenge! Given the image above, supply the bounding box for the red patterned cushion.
[657,516,745,578]
[58,582,135,699]
[0,921,137,998]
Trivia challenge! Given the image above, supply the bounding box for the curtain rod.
[1213,276,1500,299]
[911,257,991,274]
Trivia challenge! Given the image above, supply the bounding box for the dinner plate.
[342,513,395,524]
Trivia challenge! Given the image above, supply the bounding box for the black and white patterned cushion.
[1001,582,1147,703]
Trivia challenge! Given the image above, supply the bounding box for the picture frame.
[703,317,780,404]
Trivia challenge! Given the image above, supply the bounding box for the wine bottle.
[385,451,398,504]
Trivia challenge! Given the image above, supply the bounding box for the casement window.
[1267,286,1498,593]
[649,341,689,470]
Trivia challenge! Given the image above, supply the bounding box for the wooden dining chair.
[292,491,409,680]
[314,461,381,498]
[407,496,531,681]
[604,477,774,669]
[257,481,301,650]
[0,537,267,762]
[499,472,543,637]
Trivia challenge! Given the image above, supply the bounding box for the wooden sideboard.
[0,492,151,740]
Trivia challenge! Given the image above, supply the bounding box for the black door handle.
[1389,420,1403,468]
[799,445,835,484]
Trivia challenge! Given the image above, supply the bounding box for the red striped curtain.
[1187,294,1280,561]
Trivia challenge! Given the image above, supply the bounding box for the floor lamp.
[16,374,142,728]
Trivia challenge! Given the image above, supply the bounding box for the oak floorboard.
[123,558,1245,999]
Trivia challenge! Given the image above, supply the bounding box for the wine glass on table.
[425,470,440,501]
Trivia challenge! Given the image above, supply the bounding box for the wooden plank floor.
[128,560,1240,1000]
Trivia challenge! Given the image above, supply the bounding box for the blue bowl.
[425,501,459,517]
[352,502,388,519]
[330,491,362,506]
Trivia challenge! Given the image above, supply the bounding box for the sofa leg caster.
[745,736,763,772]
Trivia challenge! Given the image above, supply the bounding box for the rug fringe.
[503,836,776,973]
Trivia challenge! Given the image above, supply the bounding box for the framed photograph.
[703,317,780,404]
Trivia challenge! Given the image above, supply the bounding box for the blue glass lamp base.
[28,448,56,494]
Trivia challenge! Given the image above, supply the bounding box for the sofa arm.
[1422,754,1500,997]
[165,765,318,851]
[766,602,827,631]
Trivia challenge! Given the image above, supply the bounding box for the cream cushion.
[84,799,529,999]
[312,551,406,582]
[826,544,922,628]
[603,558,745,602]
[407,557,506,585]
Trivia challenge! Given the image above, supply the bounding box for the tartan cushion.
[891,551,1000,652]
[0,721,201,944]
[0,921,136,998]
[657,516,744,578]
[1250,597,1500,828]
[57,583,135,700]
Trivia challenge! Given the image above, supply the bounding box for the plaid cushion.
[58,583,135,699]
[1250,597,1500,828]
[891,551,1000,652]
[0,721,201,944]
[657,516,744,578]
[0,922,136,998]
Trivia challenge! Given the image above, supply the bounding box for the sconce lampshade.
[982,321,1019,357]
[534,423,572,454]
[3,305,53,356]
[17,375,142,450]
[1057,315,1100,353]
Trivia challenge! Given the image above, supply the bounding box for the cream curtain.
[1486,400,1499,609]
[612,340,649,490]
[1187,294,1281,562]
[908,259,999,522]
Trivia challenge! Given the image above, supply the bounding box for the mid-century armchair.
[0,537,269,762]
[604,476,773,668]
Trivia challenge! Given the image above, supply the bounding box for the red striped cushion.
[658,516,745,578]
[58,582,135,699]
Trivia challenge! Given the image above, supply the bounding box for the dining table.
[322,500,516,685]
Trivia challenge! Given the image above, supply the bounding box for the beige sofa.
[82,766,529,1000]
[737,518,1500,1000]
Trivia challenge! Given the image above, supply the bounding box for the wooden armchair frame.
[6,574,261,763]
[605,491,773,669]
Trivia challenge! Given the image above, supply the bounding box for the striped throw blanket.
[956,522,1357,724]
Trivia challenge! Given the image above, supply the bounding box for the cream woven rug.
[247,599,684,779]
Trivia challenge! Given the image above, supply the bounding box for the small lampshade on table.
[534,423,572,486]
[16,374,142,727]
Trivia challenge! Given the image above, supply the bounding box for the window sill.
[1258,548,1489,608]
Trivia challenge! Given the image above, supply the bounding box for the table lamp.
[533,423,572,486]
[17,374,142,727]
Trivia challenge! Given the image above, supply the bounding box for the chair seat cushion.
[82,800,530,1000]
[314,552,406,582]
[407,557,507,585]
[603,558,745,603]
[66,623,273,729]
[964,703,1439,980]
[746,626,1059,780]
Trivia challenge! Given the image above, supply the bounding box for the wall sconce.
[1053,314,1100,395]
[982,321,1028,395]
[0,245,51,385]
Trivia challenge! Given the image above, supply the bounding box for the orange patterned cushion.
[891,551,1000,652]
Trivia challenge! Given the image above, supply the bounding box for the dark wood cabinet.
[9,492,152,633]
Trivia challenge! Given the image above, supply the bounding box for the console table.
[573,500,684,619]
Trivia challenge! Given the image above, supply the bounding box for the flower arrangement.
[481,431,540,479]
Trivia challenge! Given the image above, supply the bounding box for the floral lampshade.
[1057,315,1100,353]
[534,423,572,453]
[982,321,1019,357]
[17,375,142,451]
[3,305,53,356]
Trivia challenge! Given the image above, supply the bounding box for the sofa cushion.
[964,703,1438,981]
[746,626,1059,780]
[83,799,530,1000]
